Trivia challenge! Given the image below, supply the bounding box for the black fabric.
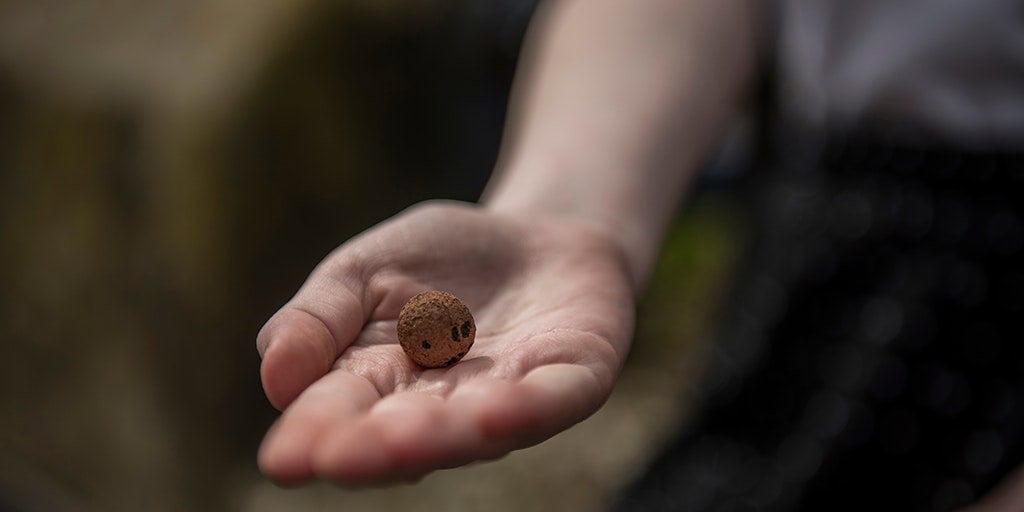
[617,136,1024,511]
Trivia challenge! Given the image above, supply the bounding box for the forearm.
[483,0,760,291]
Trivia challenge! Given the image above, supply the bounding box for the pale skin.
[257,0,756,485]
[256,0,1024,503]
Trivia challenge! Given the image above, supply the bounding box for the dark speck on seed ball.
[397,290,476,368]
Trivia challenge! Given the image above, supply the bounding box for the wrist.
[482,157,666,293]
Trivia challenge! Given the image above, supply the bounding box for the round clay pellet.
[397,290,476,368]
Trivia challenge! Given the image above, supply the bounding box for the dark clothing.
[618,134,1024,511]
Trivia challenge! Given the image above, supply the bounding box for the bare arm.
[257,0,762,485]
[487,0,760,288]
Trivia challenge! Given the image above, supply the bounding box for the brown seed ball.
[397,291,476,368]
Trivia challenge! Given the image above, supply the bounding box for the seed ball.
[397,290,476,368]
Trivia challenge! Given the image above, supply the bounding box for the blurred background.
[0,2,748,510]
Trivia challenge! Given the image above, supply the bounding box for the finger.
[257,265,369,410]
[311,384,515,485]
[311,391,472,485]
[470,363,612,448]
[258,370,380,484]
[310,365,613,485]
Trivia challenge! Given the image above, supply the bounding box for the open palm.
[256,201,636,485]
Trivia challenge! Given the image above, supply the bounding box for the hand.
[256,201,636,485]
